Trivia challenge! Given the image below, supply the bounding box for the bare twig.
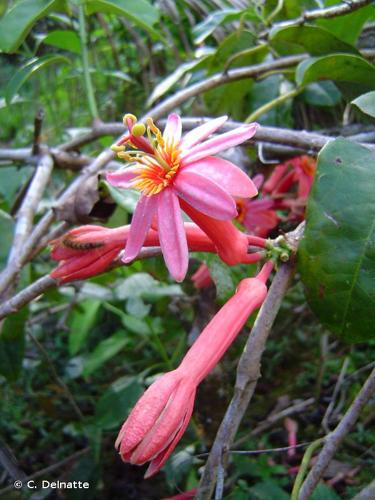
[5,153,54,276]
[234,397,315,446]
[260,0,374,39]
[0,439,27,481]
[196,224,304,500]
[0,448,89,496]
[0,247,162,320]
[298,366,375,499]
[32,108,44,156]
[321,356,351,432]
[27,330,84,421]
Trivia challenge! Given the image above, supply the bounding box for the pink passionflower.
[107,114,259,281]
[50,223,217,283]
[116,262,273,477]
[236,174,279,237]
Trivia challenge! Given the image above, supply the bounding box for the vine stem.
[245,87,303,123]
[291,439,323,500]
[78,4,99,120]
[298,366,375,499]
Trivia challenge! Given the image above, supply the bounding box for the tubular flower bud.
[50,223,217,283]
[116,262,273,477]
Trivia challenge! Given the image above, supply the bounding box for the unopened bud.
[280,251,289,262]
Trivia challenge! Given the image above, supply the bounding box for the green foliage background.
[0,0,375,498]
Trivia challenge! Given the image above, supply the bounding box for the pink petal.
[122,195,157,263]
[174,171,237,220]
[181,123,259,165]
[179,116,227,150]
[252,174,264,190]
[163,113,182,144]
[157,189,188,282]
[106,167,138,188]
[181,156,258,198]
[144,391,196,478]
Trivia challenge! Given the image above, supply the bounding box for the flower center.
[114,116,181,196]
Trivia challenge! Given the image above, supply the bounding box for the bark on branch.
[196,224,304,499]
[298,366,375,499]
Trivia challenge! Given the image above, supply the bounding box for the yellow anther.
[111,144,125,152]
[146,117,164,147]
[132,123,146,137]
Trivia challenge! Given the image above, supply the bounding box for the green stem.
[78,4,99,120]
[245,87,302,123]
[291,438,323,500]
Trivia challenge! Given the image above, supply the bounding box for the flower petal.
[106,167,138,188]
[174,171,237,220]
[144,391,196,478]
[157,189,188,282]
[181,123,259,165]
[122,194,157,263]
[181,156,258,198]
[179,116,227,150]
[163,113,182,144]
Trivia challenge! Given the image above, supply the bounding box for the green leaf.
[82,330,129,376]
[193,8,260,45]
[41,29,81,54]
[298,139,375,343]
[86,0,160,37]
[317,2,375,45]
[68,299,101,355]
[303,82,342,107]
[269,25,359,56]
[0,308,28,382]
[0,211,14,268]
[0,0,65,53]
[94,375,143,430]
[296,54,375,93]
[248,481,289,500]
[5,54,70,105]
[147,59,203,107]
[205,254,234,301]
[114,272,183,301]
[104,182,140,212]
[352,91,375,118]
[310,482,341,500]
[0,1,8,19]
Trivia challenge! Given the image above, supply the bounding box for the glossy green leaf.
[352,91,375,118]
[299,139,375,343]
[5,54,70,105]
[68,299,101,355]
[296,54,375,91]
[42,29,81,54]
[0,0,8,18]
[270,25,359,56]
[94,375,143,430]
[193,8,260,45]
[317,2,375,45]
[86,0,160,37]
[0,212,14,268]
[303,82,342,107]
[0,308,28,381]
[0,0,64,53]
[147,59,203,106]
[104,182,140,213]
[82,330,129,377]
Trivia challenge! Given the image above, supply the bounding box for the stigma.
[112,114,181,196]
